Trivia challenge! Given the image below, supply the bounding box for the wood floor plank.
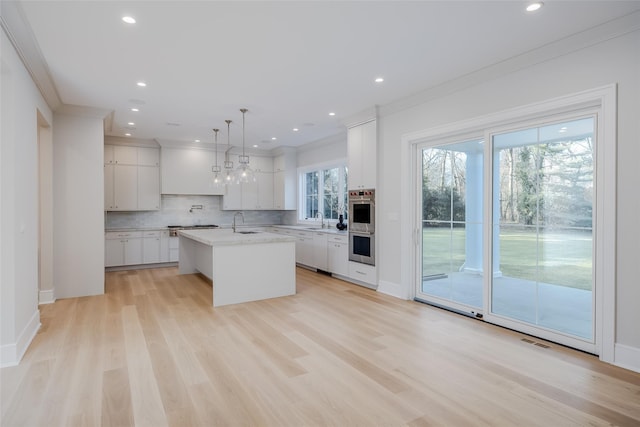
[2,266,639,427]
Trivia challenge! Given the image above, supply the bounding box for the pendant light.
[211,128,222,187]
[223,119,234,183]
[235,108,255,184]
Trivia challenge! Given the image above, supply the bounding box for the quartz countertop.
[271,225,348,235]
[179,228,296,247]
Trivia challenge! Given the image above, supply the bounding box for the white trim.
[38,289,55,305]
[403,85,617,360]
[614,344,640,373]
[0,309,40,368]
[377,280,411,300]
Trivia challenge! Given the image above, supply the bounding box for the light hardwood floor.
[2,267,639,426]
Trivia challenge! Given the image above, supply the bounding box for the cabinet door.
[143,237,161,264]
[241,181,258,209]
[105,239,123,267]
[138,166,160,210]
[104,164,115,210]
[113,146,138,165]
[169,236,179,262]
[160,231,170,262]
[104,145,114,164]
[273,171,285,209]
[114,165,138,210]
[257,172,274,209]
[313,232,328,271]
[223,183,243,210]
[123,238,143,265]
[360,120,377,189]
[160,147,223,195]
[138,147,160,166]
[328,242,349,276]
[348,126,363,189]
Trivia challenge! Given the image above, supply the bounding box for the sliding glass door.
[488,117,594,347]
[416,116,596,352]
[417,139,484,314]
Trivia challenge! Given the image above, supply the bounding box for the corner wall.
[0,29,49,366]
[52,111,106,299]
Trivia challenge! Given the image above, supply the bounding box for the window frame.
[298,159,348,225]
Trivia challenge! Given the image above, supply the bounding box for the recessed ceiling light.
[329,112,336,116]
[130,108,139,112]
[526,2,543,12]
[127,122,135,126]
[136,81,146,87]
[195,139,200,143]
[125,133,131,136]
[122,16,136,24]
[253,144,259,148]
[293,128,299,132]
[271,137,277,140]
[375,77,384,83]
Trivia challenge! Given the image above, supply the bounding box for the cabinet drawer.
[106,231,142,239]
[348,262,377,285]
[143,231,161,237]
[327,234,348,244]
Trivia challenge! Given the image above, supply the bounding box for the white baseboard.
[614,343,640,373]
[0,309,41,368]
[39,289,55,305]
[377,280,411,300]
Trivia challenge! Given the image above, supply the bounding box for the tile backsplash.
[105,195,297,229]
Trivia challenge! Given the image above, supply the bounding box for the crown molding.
[0,0,62,110]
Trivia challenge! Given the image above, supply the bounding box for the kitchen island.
[178,228,297,307]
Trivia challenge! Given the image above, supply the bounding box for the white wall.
[296,134,346,168]
[377,29,640,369]
[52,111,105,299]
[0,29,49,366]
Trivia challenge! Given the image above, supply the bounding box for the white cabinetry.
[104,145,160,211]
[224,156,275,210]
[312,232,328,271]
[348,261,376,286]
[160,231,170,262]
[169,236,179,262]
[105,231,143,267]
[347,120,376,190]
[327,234,349,277]
[293,230,314,267]
[142,231,162,264]
[160,147,224,196]
[273,150,296,210]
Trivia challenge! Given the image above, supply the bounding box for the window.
[300,164,348,222]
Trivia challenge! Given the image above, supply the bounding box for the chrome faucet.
[316,212,324,228]
[233,211,244,233]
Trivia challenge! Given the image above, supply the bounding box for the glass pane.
[421,141,483,310]
[491,118,594,340]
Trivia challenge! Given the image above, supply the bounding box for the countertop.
[272,225,348,235]
[105,224,349,235]
[179,228,297,247]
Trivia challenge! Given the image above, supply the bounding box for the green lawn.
[422,227,592,290]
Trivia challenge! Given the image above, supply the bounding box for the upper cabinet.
[273,150,297,210]
[104,144,160,211]
[347,120,376,190]
[160,147,224,196]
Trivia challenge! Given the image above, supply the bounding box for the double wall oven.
[348,189,375,265]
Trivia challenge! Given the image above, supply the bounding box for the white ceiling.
[15,0,640,150]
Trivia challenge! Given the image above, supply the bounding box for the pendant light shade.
[211,128,222,187]
[235,108,255,184]
[223,119,235,183]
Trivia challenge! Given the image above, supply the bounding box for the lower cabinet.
[327,234,349,277]
[106,230,174,267]
[312,232,328,271]
[105,231,143,267]
[294,231,314,267]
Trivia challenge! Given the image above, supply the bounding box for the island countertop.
[179,228,296,247]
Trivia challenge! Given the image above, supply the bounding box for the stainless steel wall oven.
[348,189,375,265]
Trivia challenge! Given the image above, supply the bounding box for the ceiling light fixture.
[235,108,255,184]
[224,119,234,183]
[329,112,336,116]
[125,133,131,136]
[136,81,146,87]
[293,128,299,132]
[211,128,222,187]
[127,122,135,126]
[122,16,136,24]
[195,139,200,143]
[131,108,139,112]
[271,137,277,140]
[375,77,384,83]
[526,2,543,12]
